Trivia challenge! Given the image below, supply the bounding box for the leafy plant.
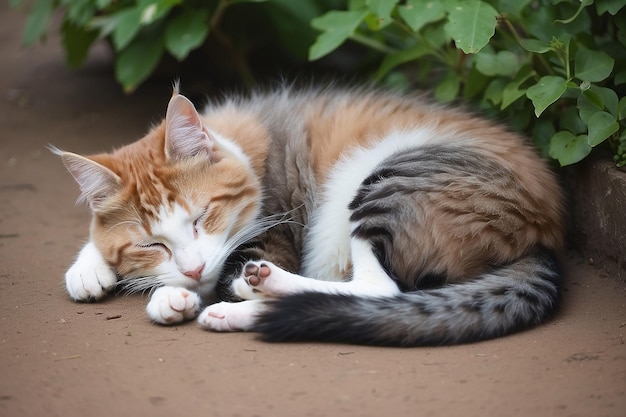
[12,0,334,92]
[309,0,626,167]
[13,0,626,166]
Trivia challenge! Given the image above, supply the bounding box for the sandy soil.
[1,6,625,417]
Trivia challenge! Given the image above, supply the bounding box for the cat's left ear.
[49,146,121,210]
[164,94,217,162]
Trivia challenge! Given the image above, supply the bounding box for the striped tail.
[252,247,562,346]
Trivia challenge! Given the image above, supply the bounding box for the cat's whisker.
[193,213,302,277]
[224,211,302,253]
[117,274,168,296]
[109,219,142,231]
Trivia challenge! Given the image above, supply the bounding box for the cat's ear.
[164,94,217,162]
[50,146,121,210]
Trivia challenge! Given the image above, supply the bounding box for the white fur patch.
[65,241,118,301]
[198,299,266,331]
[301,127,439,280]
[146,286,201,324]
[148,202,228,294]
[209,128,253,168]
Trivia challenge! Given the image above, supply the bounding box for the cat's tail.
[252,247,562,346]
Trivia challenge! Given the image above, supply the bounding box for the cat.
[54,83,564,346]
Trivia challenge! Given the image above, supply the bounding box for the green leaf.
[365,0,399,30]
[165,9,210,60]
[526,76,568,117]
[444,1,498,54]
[498,0,533,17]
[588,111,619,146]
[139,0,181,25]
[549,131,591,166]
[309,10,368,60]
[382,72,411,91]
[348,0,367,8]
[474,50,518,77]
[524,6,561,41]
[22,0,53,45]
[578,96,598,124]
[311,9,367,32]
[61,19,98,67]
[422,23,448,49]
[484,78,506,106]
[582,90,604,112]
[575,48,615,82]
[112,8,142,51]
[531,119,556,158]
[375,43,429,80]
[582,86,619,115]
[89,14,118,38]
[367,0,398,17]
[397,0,446,32]
[501,66,534,109]
[548,35,571,71]
[555,0,593,24]
[64,1,97,26]
[618,97,626,120]
[518,38,552,54]
[596,0,626,15]
[435,72,461,103]
[264,0,322,60]
[560,107,587,135]
[532,118,556,158]
[463,65,489,99]
[115,36,164,93]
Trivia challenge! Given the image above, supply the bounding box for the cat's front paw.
[147,286,201,325]
[197,300,262,332]
[65,242,117,301]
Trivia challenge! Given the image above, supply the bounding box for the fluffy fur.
[56,84,564,346]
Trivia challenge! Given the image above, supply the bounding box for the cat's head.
[54,91,262,293]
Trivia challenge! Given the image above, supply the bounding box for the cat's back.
[203,86,560,225]
[222,87,544,180]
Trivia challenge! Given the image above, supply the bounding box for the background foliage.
[13,0,626,167]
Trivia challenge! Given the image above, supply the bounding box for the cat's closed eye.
[192,206,210,236]
[138,242,168,250]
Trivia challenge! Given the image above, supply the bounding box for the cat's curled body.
[57,85,564,346]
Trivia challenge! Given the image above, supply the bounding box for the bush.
[307,0,626,167]
[14,0,626,166]
[12,0,337,90]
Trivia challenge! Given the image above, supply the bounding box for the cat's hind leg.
[146,286,201,324]
[203,238,399,332]
[234,238,400,299]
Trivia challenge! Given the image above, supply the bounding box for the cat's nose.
[183,263,205,281]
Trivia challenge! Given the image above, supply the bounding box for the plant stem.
[501,17,523,44]
[391,19,447,62]
[502,17,554,76]
[210,0,229,29]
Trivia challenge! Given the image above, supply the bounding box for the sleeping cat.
[55,84,564,346]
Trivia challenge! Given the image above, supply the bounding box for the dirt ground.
[1,5,625,417]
